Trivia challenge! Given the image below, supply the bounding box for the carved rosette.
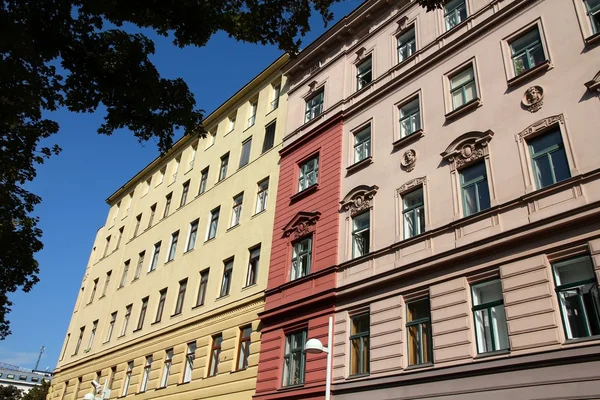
[340,185,379,216]
[441,130,494,170]
[517,114,564,143]
[522,85,544,113]
[400,149,417,172]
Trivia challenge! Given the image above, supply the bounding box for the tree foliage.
[21,380,50,400]
[0,385,24,400]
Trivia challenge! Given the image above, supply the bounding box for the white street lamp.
[304,316,333,400]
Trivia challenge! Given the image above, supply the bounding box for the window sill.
[346,156,373,174]
[473,348,510,359]
[277,384,305,392]
[252,209,267,219]
[155,181,163,188]
[584,31,600,46]
[444,98,481,121]
[507,60,551,88]
[347,373,370,380]
[167,180,176,188]
[170,312,183,319]
[405,362,433,371]
[392,129,424,149]
[131,277,140,283]
[564,335,600,345]
[230,367,248,375]
[176,382,190,387]
[242,283,257,291]
[205,143,214,151]
[184,167,193,176]
[204,237,216,244]
[216,294,230,301]
[132,328,143,333]
[290,184,318,202]
[183,248,195,256]
[164,259,174,266]
[150,320,162,326]
[154,386,167,391]
[99,295,106,300]
[117,334,125,339]
[191,303,205,310]
[147,269,156,275]
[355,81,373,94]
[227,223,241,232]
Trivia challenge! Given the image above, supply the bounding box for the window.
[445,0,467,30]
[120,260,129,288]
[87,320,98,350]
[231,193,243,227]
[101,271,112,297]
[89,278,99,304]
[255,178,269,214]
[298,156,319,192]
[356,56,372,90]
[237,326,252,370]
[196,269,209,306]
[121,304,132,336]
[112,203,119,225]
[208,334,223,376]
[133,214,142,238]
[552,255,600,339]
[125,192,134,215]
[134,252,145,280]
[262,120,276,153]
[163,193,172,218]
[228,114,236,132]
[167,231,179,262]
[180,180,190,207]
[145,178,151,195]
[116,227,124,249]
[460,161,490,217]
[207,130,216,148]
[353,125,371,164]
[182,342,196,383]
[149,242,161,272]
[239,138,253,168]
[400,98,421,138]
[103,236,111,258]
[220,259,233,297]
[136,297,149,330]
[199,167,209,195]
[106,312,117,342]
[528,128,570,189]
[450,66,477,110]
[174,279,187,315]
[586,0,600,34]
[305,89,324,122]
[159,167,166,185]
[350,313,370,376]
[148,203,156,228]
[219,153,229,181]
[352,212,370,258]
[406,298,432,366]
[172,156,180,183]
[471,280,509,353]
[403,187,425,239]
[160,349,173,388]
[60,334,70,361]
[282,330,306,386]
[271,84,281,111]
[61,381,68,400]
[248,100,258,127]
[74,326,85,355]
[510,27,546,76]
[291,237,312,281]
[189,144,197,170]
[108,366,116,390]
[155,288,167,322]
[398,28,416,63]
[207,207,220,240]
[246,246,260,287]
[186,219,199,252]
[122,361,133,396]
[140,355,152,392]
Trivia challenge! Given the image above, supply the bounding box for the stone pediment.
[440,130,494,169]
[340,185,378,216]
[282,211,321,238]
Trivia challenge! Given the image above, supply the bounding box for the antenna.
[34,346,45,370]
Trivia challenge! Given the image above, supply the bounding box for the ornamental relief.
[441,130,494,170]
[282,211,321,238]
[340,185,379,216]
[397,177,426,196]
[400,149,417,172]
[517,114,565,142]
[522,85,544,113]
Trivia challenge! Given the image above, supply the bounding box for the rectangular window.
[167,231,179,262]
[106,312,117,342]
[291,237,312,281]
[145,178,151,195]
[189,144,197,170]
[528,128,570,189]
[248,101,257,127]
[136,297,149,331]
[239,137,252,168]
[134,252,145,280]
[552,255,600,339]
[103,236,111,258]
[116,227,124,249]
[172,157,180,183]
[60,334,70,361]
[400,98,421,138]
[229,114,236,132]
[182,342,196,383]
[231,193,243,227]
[262,120,276,153]
[160,349,173,388]
[163,193,172,218]
[133,214,142,238]
[298,156,319,192]
[74,326,85,355]
[356,56,372,91]
[140,355,152,392]
[148,204,156,228]
[159,167,166,185]
[450,66,477,110]
[196,269,209,307]
[220,259,233,297]
[87,320,98,350]
[350,313,370,376]
[305,89,324,122]
[208,334,223,377]
[406,298,432,366]
[207,207,220,240]
[471,280,509,353]
[255,178,269,214]
[186,219,199,252]
[180,180,190,207]
[121,304,132,336]
[460,161,490,217]
[271,84,281,111]
[108,366,116,390]
[101,270,112,297]
[237,326,252,370]
[282,330,306,387]
[510,27,546,76]
[89,279,99,304]
[353,125,371,164]
[586,0,600,34]
[445,0,467,30]
[149,242,161,272]
[199,167,209,195]
[219,153,229,181]
[174,279,187,315]
[122,361,133,397]
[403,187,425,239]
[398,28,416,63]
[246,246,260,287]
[352,212,370,258]
[155,288,167,323]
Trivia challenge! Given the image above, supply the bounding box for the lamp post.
[304,316,333,400]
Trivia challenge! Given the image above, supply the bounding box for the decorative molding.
[522,85,544,113]
[282,211,321,238]
[396,15,409,32]
[397,177,426,195]
[585,70,600,92]
[401,149,417,172]
[441,130,494,169]
[340,185,379,216]
[307,80,319,93]
[517,114,564,143]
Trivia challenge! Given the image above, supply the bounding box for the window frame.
[106,311,117,342]
[239,137,253,168]
[402,186,425,239]
[182,341,196,383]
[356,55,373,91]
[255,178,269,214]
[199,167,209,195]
[149,242,161,272]
[121,304,132,336]
[470,279,510,354]
[397,26,416,64]
[501,20,552,84]
[298,155,319,192]
[528,128,571,190]
[351,211,370,259]
[282,330,307,387]
[352,124,372,165]
[219,153,229,181]
[399,96,421,139]
[163,192,172,218]
[167,230,179,262]
[207,207,220,241]
[290,236,312,281]
[160,349,173,388]
[349,313,370,376]
[406,297,432,366]
[444,0,468,31]
[262,120,277,153]
[236,325,252,371]
[139,355,152,393]
[231,193,244,227]
[305,88,324,122]
[122,361,133,397]
[136,297,149,331]
[180,180,190,207]
[220,259,233,297]
[459,160,491,217]
[186,219,199,252]
[174,279,187,315]
[196,269,209,307]
[208,334,223,377]
[246,246,261,287]
[155,288,167,323]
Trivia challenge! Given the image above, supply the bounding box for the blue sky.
[0,1,363,370]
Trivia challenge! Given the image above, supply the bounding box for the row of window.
[283,254,599,385]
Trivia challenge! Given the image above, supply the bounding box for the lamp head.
[304,338,327,354]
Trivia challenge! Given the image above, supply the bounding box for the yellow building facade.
[48,55,289,400]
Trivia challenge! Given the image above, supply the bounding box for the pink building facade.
[285,0,600,398]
